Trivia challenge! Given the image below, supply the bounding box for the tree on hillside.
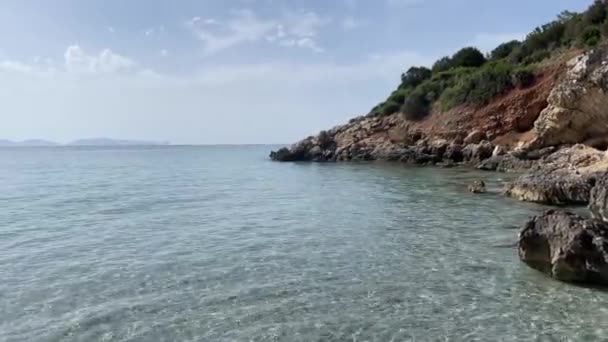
[400,66,432,89]
[451,47,486,68]
[490,40,522,60]
[585,0,608,25]
[431,56,453,73]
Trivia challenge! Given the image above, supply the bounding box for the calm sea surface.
[1,145,607,341]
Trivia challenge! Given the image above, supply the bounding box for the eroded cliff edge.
[271,46,608,205]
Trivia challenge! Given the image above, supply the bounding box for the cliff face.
[526,46,608,151]
[271,45,608,174]
[270,57,562,163]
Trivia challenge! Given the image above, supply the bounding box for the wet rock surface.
[519,210,608,285]
[468,180,486,193]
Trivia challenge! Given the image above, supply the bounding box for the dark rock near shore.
[589,173,608,222]
[519,210,608,285]
[464,130,486,145]
[462,141,494,162]
[477,153,535,172]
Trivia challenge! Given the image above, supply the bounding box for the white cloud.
[295,38,324,53]
[282,10,330,38]
[0,48,434,144]
[341,17,364,30]
[186,10,276,54]
[0,60,35,74]
[108,27,115,34]
[144,25,166,37]
[470,32,526,52]
[160,49,169,57]
[187,9,331,54]
[64,45,136,74]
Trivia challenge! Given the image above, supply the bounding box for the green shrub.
[400,66,432,89]
[369,102,384,116]
[381,101,401,116]
[512,66,536,88]
[490,40,521,60]
[432,56,453,73]
[452,47,487,68]
[522,49,552,65]
[582,26,602,47]
[401,95,430,121]
[387,89,408,104]
[585,0,608,25]
[440,62,515,109]
[431,47,486,74]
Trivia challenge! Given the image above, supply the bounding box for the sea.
[1,145,607,341]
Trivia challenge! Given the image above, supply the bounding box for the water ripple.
[0,146,607,341]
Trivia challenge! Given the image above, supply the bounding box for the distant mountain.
[20,139,60,146]
[0,138,169,147]
[0,139,59,146]
[67,138,170,146]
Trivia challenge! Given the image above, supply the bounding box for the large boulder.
[462,141,493,162]
[464,130,486,145]
[504,145,606,205]
[519,210,608,285]
[589,173,608,222]
[444,142,464,162]
[270,138,318,161]
[504,173,595,205]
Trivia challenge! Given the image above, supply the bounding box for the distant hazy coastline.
[0,138,170,147]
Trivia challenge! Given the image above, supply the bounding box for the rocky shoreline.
[270,46,608,286]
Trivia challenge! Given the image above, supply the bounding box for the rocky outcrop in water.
[519,210,608,285]
[504,145,606,205]
[525,46,608,151]
[468,180,486,193]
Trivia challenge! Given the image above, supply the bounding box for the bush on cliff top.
[432,47,486,73]
[369,0,608,119]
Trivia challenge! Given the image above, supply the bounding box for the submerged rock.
[468,180,486,193]
[519,210,608,285]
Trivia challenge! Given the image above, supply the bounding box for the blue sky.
[0,0,591,144]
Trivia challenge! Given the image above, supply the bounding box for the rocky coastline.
[270,46,608,286]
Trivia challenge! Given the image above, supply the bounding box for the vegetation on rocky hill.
[371,0,608,120]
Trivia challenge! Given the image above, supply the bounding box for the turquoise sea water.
[1,145,607,341]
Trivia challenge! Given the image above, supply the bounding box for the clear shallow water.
[1,145,607,342]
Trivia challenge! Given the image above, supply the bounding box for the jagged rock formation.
[519,210,608,285]
[525,46,608,151]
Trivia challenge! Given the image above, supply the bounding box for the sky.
[0,0,592,144]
